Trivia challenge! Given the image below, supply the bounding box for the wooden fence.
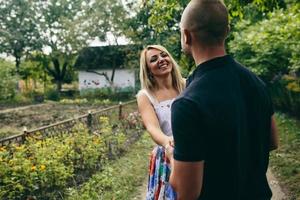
[0,100,137,147]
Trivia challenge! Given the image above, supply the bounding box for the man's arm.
[169,160,204,200]
[170,98,206,199]
[270,115,279,151]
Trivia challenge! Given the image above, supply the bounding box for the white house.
[78,69,135,90]
[74,45,140,91]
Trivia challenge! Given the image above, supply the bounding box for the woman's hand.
[165,136,174,161]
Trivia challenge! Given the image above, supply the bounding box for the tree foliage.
[229,3,300,81]
[33,0,97,91]
[0,0,42,73]
[0,0,127,91]
[37,0,127,91]
[124,0,287,75]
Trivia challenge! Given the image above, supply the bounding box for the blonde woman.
[137,45,185,200]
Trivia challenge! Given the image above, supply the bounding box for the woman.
[137,45,185,200]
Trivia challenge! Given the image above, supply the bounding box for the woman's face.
[146,48,173,77]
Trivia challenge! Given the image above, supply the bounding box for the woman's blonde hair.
[139,45,185,93]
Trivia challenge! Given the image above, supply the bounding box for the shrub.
[0,59,18,101]
[269,75,300,118]
[80,86,136,101]
[21,89,45,103]
[44,88,60,101]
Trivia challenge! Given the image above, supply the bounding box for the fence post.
[22,126,28,144]
[87,110,92,134]
[119,101,123,120]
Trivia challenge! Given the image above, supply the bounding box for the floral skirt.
[146,146,177,200]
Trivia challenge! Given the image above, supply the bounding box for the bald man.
[169,0,279,199]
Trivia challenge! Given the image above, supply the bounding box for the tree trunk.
[15,56,21,74]
[56,80,62,92]
[51,58,63,92]
[111,67,116,83]
[14,56,21,91]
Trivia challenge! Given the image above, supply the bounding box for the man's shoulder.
[173,94,192,107]
[173,93,198,111]
[234,60,266,84]
[226,60,270,99]
[172,86,205,113]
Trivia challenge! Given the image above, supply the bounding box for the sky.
[88,33,129,47]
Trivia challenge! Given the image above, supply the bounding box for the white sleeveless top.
[137,89,175,136]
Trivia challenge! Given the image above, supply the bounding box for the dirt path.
[132,177,148,200]
[133,169,287,200]
[267,170,287,200]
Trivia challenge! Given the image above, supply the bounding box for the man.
[169,0,279,199]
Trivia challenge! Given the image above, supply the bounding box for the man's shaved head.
[181,0,229,46]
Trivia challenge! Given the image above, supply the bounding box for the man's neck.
[192,45,226,66]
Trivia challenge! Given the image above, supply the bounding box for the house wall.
[78,69,135,90]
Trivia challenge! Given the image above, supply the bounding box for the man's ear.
[183,29,192,45]
[225,25,230,38]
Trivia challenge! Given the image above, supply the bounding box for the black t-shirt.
[171,55,274,200]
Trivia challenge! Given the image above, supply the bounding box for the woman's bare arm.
[137,93,172,147]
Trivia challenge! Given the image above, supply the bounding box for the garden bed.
[0,113,143,200]
[0,101,114,139]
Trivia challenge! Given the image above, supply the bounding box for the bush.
[59,98,112,106]
[44,88,60,101]
[21,88,45,103]
[0,59,18,101]
[269,75,300,118]
[80,86,136,101]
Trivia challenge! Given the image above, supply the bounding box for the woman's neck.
[154,74,173,91]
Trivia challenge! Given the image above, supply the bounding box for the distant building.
[74,45,141,91]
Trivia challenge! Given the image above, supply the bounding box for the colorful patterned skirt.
[146,146,177,200]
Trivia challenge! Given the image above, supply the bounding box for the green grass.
[66,132,154,200]
[270,113,300,200]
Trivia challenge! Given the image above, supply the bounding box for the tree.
[224,0,285,19]
[229,3,300,81]
[31,0,128,92]
[70,0,134,89]
[123,0,192,76]
[0,0,42,73]
[29,0,92,91]
[124,0,287,75]
[93,0,128,45]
